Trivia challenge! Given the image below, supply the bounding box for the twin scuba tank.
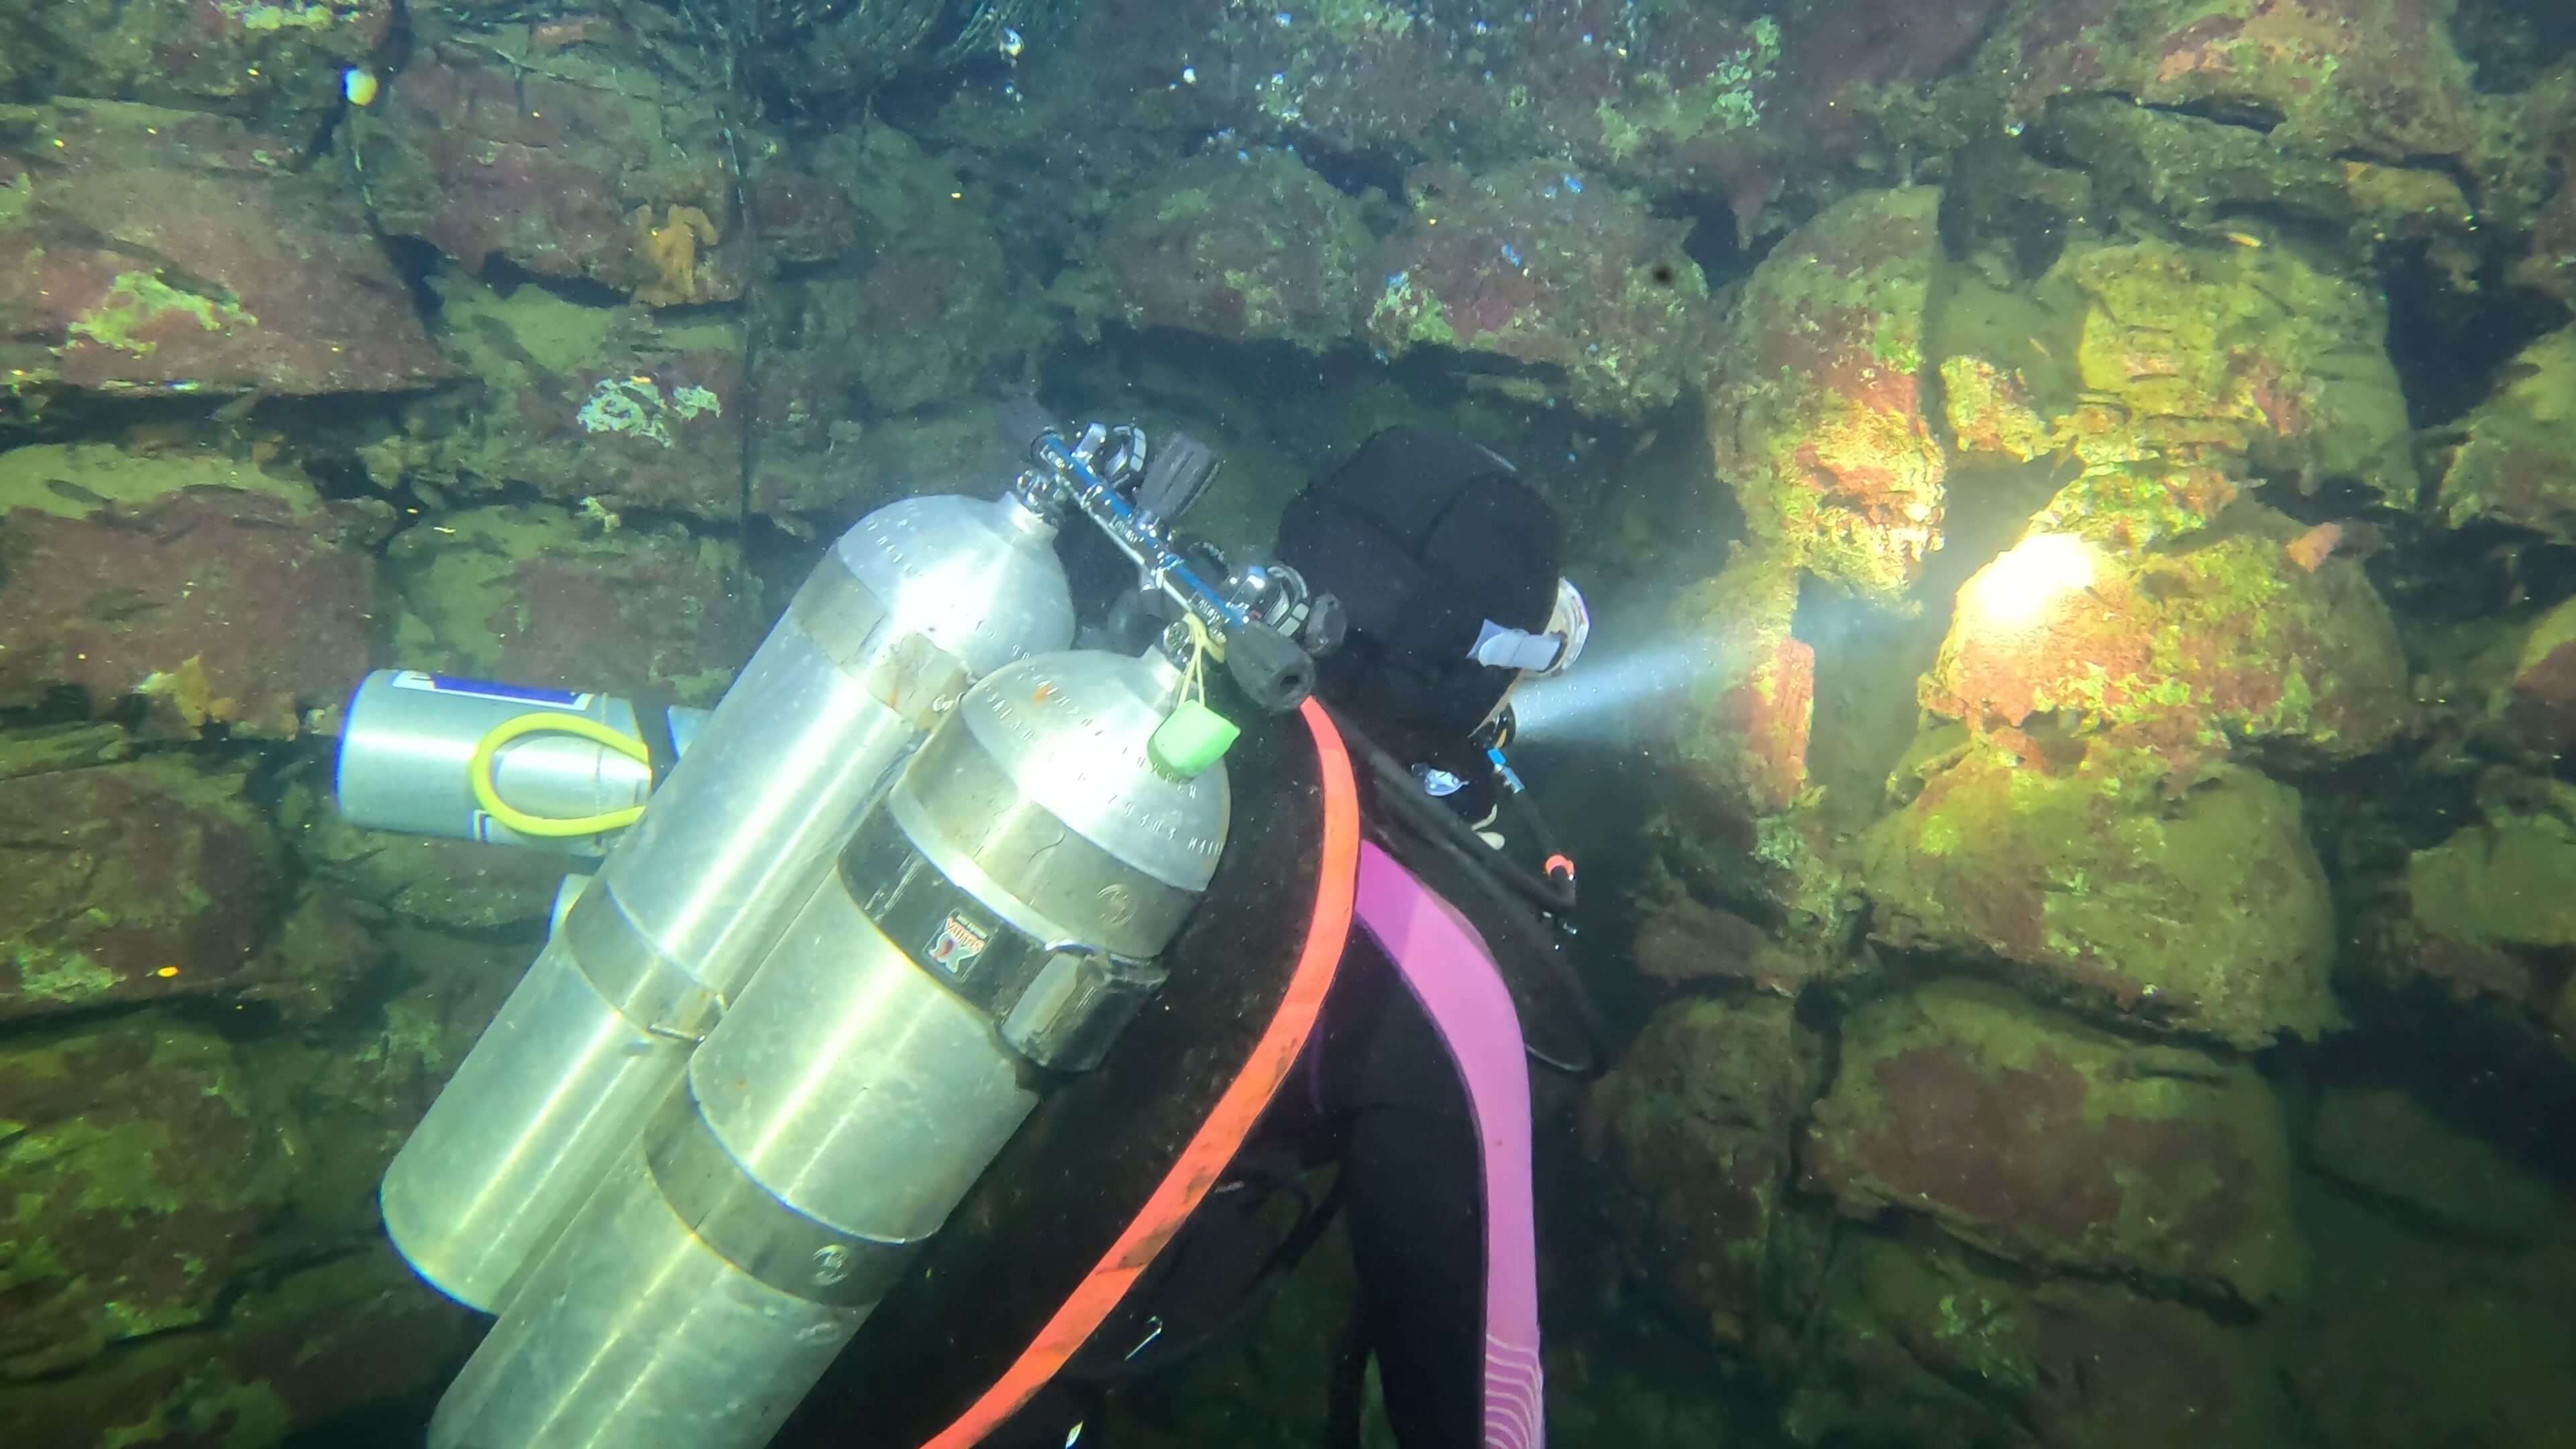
[333,429,1297,1449]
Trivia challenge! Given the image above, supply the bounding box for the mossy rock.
[0,1019,298,1378]
[1860,745,2341,1049]
[0,1243,471,1445]
[1,756,289,1024]
[1583,996,1820,1350]
[2438,326,2576,545]
[1922,506,2413,782]
[1783,1228,2300,1449]
[1705,186,1947,600]
[278,775,565,934]
[2404,813,2576,951]
[1805,979,2306,1305]
[384,502,747,706]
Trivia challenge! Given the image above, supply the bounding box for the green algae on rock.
[1582,996,1820,1350]
[1803,979,2306,1306]
[2436,325,2576,545]
[384,502,750,708]
[1941,235,2418,550]
[1,757,289,1026]
[1860,747,2342,1049]
[1921,508,2413,785]
[1980,0,2492,166]
[2504,591,2576,752]
[1782,1229,2302,1449]
[368,272,749,521]
[2039,95,2482,272]
[2405,813,2576,952]
[1705,187,1947,601]
[0,1022,298,1379]
[0,446,384,739]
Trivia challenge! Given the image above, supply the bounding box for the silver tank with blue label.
[335,671,712,855]
[370,490,1076,1316]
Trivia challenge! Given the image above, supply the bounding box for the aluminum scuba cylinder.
[373,490,1077,1316]
[423,645,1230,1449]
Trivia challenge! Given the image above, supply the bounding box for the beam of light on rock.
[1964,533,2094,633]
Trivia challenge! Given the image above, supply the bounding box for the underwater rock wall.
[2,0,2575,1446]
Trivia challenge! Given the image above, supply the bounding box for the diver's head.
[1273,427,1582,765]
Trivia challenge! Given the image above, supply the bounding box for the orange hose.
[916,696,1362,1449]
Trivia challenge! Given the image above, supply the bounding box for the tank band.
[789,545,974,732]
[841,788,1170,1072]
[643,1081,915,1308]
[559,883,725,1043]
[898,721,1201,959]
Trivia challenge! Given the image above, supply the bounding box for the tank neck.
[996,491,1059,541]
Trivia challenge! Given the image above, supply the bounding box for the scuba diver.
[959,424,1604,1448]
[331,415,1599,1449]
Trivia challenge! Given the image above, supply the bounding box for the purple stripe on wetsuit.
[1352,841,1544,1449]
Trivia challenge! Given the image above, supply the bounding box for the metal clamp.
[998,941,1169,1073]
[839,806,1164,1071]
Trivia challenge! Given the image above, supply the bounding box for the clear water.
[3,1,2574,1446]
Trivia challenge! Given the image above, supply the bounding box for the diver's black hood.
[1275,428,1564,765]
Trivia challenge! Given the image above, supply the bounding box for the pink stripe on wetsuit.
[1351,841,1544,1449]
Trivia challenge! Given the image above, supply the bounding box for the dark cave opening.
[2379,241,2571,430]
[2453,0,2576,93]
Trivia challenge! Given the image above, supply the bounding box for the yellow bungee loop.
[466,712,651,838]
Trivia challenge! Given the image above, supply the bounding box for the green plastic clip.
[1149,698,1240,779]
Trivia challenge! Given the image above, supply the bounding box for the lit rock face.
[1941,235,2418,549]
[1705,187,1949,604]
[1919,515,2413,788]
